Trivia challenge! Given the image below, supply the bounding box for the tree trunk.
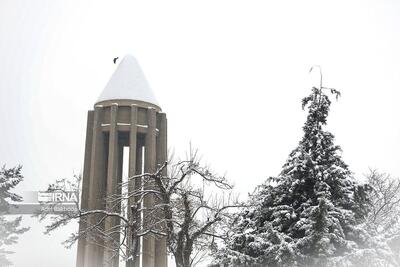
[174,247,192,267]
[174,254,185,267]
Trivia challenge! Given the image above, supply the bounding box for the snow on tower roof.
[96,55,159,106]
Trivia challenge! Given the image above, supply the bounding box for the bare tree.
[37,150,240,267]
[365,169,400,264]
[366,169,400,234]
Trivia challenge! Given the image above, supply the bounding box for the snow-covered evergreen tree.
[213,84,396,266]
[0,165,29,266]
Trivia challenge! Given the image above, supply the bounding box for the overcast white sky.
[1,0,400,266]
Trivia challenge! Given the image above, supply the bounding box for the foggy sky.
[0,1,399,266]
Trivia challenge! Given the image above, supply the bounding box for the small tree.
[366,169,400,235]
[0,165,29,266]
[150,152,239,267]
[365,169,400,264]
[38,150,239,267]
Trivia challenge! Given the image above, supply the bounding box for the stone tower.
[76,55,168,267]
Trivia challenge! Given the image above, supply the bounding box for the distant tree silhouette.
[0,165,29,266]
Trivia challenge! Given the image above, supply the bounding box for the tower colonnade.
[76,55,168,267]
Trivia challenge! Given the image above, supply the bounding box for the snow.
[136,124,148,128]
[96,55,159,106]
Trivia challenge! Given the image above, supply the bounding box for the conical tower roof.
[96,55,159,107]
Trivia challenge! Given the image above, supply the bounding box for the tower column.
[84,105,106,267]
[77,111,94,267]
[155,112,168,267]
[134,137,144,267]
[142,107,157,267]
[127,104,140,267]
[104,103,120,266]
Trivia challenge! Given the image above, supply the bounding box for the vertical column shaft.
[134,139,144,267]
[84,106,106,267]
[104,104,120,267]
[142,108,157,267]
[127,105,139,267]
[155,113,168,267]
[77,111,94,267]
